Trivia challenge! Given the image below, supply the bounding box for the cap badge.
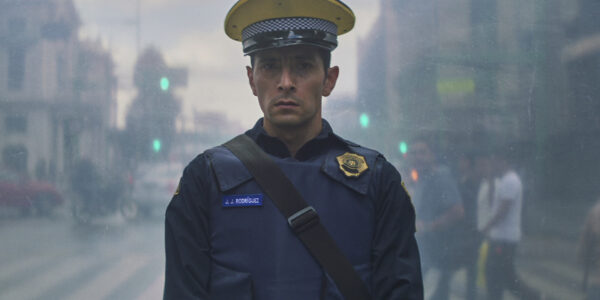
[336,152,368,178]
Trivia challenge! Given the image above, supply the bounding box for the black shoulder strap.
[223,134,370,300]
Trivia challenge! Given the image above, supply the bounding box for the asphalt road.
[0,213,165,300]
[0,210,585,300]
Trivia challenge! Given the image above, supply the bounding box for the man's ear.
[247,66,257,96]
[322,66,339,97]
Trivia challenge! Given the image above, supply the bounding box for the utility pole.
[136,0,141,54]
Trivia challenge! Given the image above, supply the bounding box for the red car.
[0,170,64,215]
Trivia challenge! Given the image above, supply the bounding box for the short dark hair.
[250,47,331,74]
[490,142,520,163]
[410,133,439,154]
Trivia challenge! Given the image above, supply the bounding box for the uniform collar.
[244,118,346,160]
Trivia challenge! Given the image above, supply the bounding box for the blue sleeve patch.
[222,194,264,208]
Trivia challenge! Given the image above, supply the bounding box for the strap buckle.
[287,206,319,234]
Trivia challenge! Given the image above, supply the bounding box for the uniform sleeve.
[164,156,212,300]
[371,158,424,299]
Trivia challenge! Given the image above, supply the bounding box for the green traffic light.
[359,113,370,128]
[153,139,162,152]
[399,141,408,154]
[160,77,170,91]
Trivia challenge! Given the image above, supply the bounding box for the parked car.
[130,162,183,217]
[0,170,64,216]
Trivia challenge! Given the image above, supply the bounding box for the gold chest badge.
[336,152,368,178]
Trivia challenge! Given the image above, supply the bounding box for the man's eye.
[298,62,312,70]
[261,63,276,70]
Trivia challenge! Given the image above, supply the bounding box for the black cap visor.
[242,29,337,55]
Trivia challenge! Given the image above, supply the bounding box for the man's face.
[475,156,493,179]
[410,141,435,171]
[247,46,338,131]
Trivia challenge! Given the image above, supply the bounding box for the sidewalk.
[437,201,587,300]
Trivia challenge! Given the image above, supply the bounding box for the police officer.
[164,1,423,299]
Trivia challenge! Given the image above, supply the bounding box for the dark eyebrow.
[293,55,315,61]
[255,56,277,63]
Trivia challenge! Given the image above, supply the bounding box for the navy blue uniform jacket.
[164,119,423,299]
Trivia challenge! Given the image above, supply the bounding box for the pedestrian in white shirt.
[480,146,542,300]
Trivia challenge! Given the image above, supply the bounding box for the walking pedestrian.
[480,146,542,300]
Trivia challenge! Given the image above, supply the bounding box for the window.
[8,18,26,35]
[8,47,26,91]
[57,54,66,91]
[2,144,28,173]
[5,115,27,134]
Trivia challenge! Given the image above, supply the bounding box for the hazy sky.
[73,0,381,130]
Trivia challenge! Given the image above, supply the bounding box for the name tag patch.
[222,194,263,208]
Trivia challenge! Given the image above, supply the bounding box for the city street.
[0,0,597,299]
[443,234,585,300]
[0,213,165,300]
[0,210,586,300]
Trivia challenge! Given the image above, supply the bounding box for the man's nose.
[277,67,296,92]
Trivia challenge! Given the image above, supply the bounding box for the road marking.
[0,250,65,283]
[1,255,95,300]
[536,259,581,283]
[64,254,149,300]
[519,269,583,300]
[137,273,165,300]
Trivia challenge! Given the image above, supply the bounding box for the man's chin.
[267,116,309,128]
[271,119,303,128]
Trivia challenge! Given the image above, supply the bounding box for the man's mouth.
[274,100,299,107]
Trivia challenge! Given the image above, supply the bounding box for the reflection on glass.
[0,0,598,299]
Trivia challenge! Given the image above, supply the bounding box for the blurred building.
[0,0,117,183]
[322,94,360,139]
[358,0,600,202]
[169,110,244,164]
[360,0,539,154]
[547,0,600,201]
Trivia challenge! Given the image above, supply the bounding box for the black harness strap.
[224,134,370,300]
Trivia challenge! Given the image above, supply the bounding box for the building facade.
[0,0,117,185]
[358,0,599,202]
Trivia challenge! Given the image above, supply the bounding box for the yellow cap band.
[225,0,355,42]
